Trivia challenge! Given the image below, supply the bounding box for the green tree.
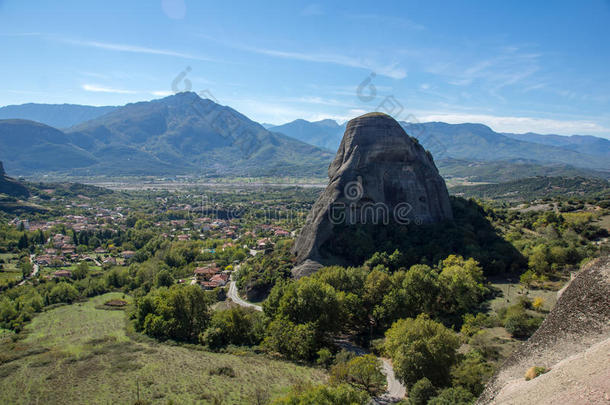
[451,352,493,396]
[200,306,264,348]
[72,261,89,280]
[408,377,437,405]
[385,314,460,388]
[135,285,211,342]
[48,282,79,304]
[438,256,487,315]
[428,387,475,405]
[155,269,173,287]
[329,354,386,396]
[262,318,317,361]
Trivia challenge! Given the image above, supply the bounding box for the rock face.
[0,161,4,176]
[477,255,610,404]
[292,113,453,278]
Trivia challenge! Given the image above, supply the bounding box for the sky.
[1,0,610,137]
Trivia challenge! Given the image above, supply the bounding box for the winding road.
[227,273,262,311]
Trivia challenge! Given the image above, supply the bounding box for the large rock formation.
[477,255,610,404]
[292,113,453,278]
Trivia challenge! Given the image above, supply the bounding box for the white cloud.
[416,112,610,136]
[82,84,137,94]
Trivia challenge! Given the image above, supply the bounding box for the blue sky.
[1,0,610,137]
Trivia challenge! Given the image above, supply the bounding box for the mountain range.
[0,94,608,179]
[0,93,333,177]
[267,120,610,171]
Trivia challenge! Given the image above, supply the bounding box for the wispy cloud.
[245,46,406,79]
[82,84,137,94]
[60,37,219,62]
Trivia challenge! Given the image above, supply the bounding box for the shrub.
[270,383,370,405]
[532,297,544,311]
[209,365,236,378]
[316,348,333,368]
[524,366,549,381]
[504,312,542,339]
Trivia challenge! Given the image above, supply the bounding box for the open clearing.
[0,293,325,404]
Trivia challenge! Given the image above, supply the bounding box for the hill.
[0,103,116,129]
[0,93,334,177]
[450,176,610,201]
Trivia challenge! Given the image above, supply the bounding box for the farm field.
[0,293,325,404]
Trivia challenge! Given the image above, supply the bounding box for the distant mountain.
[268,119,345,151]
[400,122,608,170]
[269,118,609,171]
[0,103,116,129]
[0,120,97,173]
[501,132,610,158]
[0,93,333,177]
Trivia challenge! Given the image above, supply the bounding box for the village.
[6,194,297,289]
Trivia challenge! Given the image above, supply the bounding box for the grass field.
[0,293,325,404]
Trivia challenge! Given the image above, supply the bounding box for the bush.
[209,365,236,378]
[504,311,542,339]
[270,383,370,405]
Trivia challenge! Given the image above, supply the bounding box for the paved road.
[17,254,39,286]
[227,273,262,311]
